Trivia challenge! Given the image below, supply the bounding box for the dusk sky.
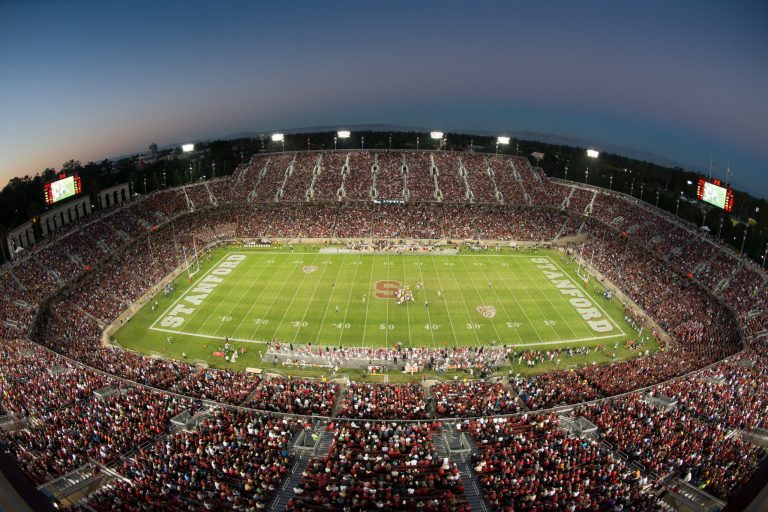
[1,0,766,195]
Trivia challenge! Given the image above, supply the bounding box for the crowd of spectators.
[432,381,521,417]
[576,393,764,501]
[288,421,469,511]
[467,414,660,510]
[337,383,428,420]
[85,409,303,511]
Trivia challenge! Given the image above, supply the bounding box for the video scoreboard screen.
[44,173,82,206]
[697,177,733,213]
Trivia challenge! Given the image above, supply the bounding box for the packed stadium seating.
[0,149,766,511]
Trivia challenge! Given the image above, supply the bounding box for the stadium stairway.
[434,425,490,512]
[270,431,334,511]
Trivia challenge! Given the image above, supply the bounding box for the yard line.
[384,254,390,347]
[470,256,525,345]
[337,253,362,346]
[548,257,625,335]
[360,256,375,347]
[429,255,475,346]
[400,254,412,346]
[482,256,545,342]
[314,254,347,346]
[292,255,335,343]
[201,255,276,338]
[269,253,321,342]
[414,255,436,348]
[454,255,503,344]
[149,252,233,330]
[236,255,295,339]
[251,254,309,340]
[515,256,583,341]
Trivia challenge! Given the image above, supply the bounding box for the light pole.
[470,139,474,152]
[640,184,644,201]
[740,226,749,257]
[337,130,350,150]
[307,137,311,151]
[630,178,635,197]
[189,163,193,184]
[564,166,568,181]
[389,133,392,150]
[675,196,680,217]
[497,136,510,155]
[143,176,147,194]
[361,136,364,150]
[416,136,419,151]
[762,242,768,269]
[609,175,613,190]
[163,169,167,188]
[516,143,519,156]
[430,131,443,150]
[272,133,285,153]
[240,151,244,164]
[717,216,724,242]
[212,162,216,179]
[586,148,598,186]
[655,190,660,208]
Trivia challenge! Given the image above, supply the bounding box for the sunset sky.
[1,0,766,195]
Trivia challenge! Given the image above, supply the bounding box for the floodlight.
[182,144,194,152]
[271,133,284,142]
[430,131,444,140]
[586,149,599,158]
[497,136,510,145]
[337,130,351,139]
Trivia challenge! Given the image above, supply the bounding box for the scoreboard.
[44,173,82,206]
[697,177,734,213]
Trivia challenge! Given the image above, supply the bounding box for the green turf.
[112,245,657,374]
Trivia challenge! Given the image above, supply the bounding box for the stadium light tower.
[586,149,598,185]
[497,136,510,155]
[182,143,194,153]
[337,130,350,151]
[430,131,443,150]
[272,133,285,152]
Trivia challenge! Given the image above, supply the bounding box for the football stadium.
[1,145,766,512]
[2,3,767,512]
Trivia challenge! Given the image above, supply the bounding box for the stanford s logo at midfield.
[374,280,401,299]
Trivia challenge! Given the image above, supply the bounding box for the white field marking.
[455,256,503,344]
[471,256,525,345]
[147,325,624,348]
[150,252,239,330]
[197,253,275,338]
[384,255,390,347]
[227,254,293,339]
[415,255,436,348]
[293,253,335,343]
[547,256,625,335]
[260,254,319,341]
[148,326,267,344]
[504,332,626,347]
[400,255,412,347]
[429,254,472,347]
[338,253,361,346]
[271,253,320,341]
[314,254,347,346]
[517,258,582,341]
[360,258,375,347]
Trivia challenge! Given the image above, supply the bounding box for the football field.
[113,246,647,370]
